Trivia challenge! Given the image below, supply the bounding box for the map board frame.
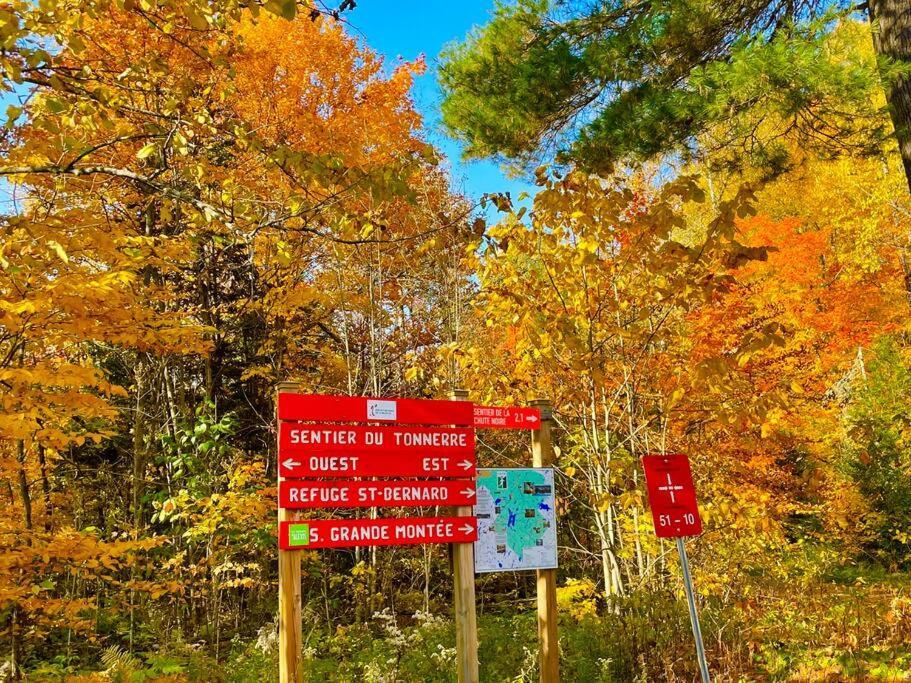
[474,467,558,574]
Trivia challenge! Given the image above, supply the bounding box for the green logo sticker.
[288,523,310,547]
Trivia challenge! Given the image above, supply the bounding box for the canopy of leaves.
[439,2,900,175]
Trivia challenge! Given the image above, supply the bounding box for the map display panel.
[474,468,557,573]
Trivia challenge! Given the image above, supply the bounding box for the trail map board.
[474,467,557,573]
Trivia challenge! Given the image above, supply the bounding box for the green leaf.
[44,98,67,115]
[186,9,209,30]
[264,0,296,20]
[5,105,21,130]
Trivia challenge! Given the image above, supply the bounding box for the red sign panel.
[279,424,474,457]
[279,516,477,549]
[473,405,541,430]
[279,451,476,479]
[279,480,477,509]
[278,394,473,426]
[642,454,702,538]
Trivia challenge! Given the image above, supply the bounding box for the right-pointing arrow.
[459,523,475,534]
[458,459,474,470]
[461,488,476,498]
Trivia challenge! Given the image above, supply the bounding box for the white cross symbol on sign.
[658,472,684,503]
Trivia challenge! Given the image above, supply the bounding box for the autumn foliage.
[2,0,911,680]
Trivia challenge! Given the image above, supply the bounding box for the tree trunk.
[9,607,19,682]
[37,445,51,532]
[132,359,147,531]
[870,0,911,193]
[12,440,31,682]
[16,441,31,533]
[129,358,147,653]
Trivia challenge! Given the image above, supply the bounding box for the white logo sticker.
[367,399,397,421]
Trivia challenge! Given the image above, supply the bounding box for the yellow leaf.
[47,240,68,263]
[667,387,685,409]
[137,142,159,160]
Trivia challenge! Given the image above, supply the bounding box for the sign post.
[676,537,710,683]
[277,389,478,682]
[450,389,479,683]
[275,390,553,682]
[642,454,710,683]
[530,399,559,683]
[277,382,303,683]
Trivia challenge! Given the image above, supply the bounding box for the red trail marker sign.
[641,453,702,538]
[473,404,541,430]
[279,424,474,456]
[278,451,476,479]
[279,516,478,550]
[278,393,473,426]
[642,453,710,683]
[276,390,481,683]
[279,480,477,508]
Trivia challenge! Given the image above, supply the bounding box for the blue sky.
[0,2,535,214]
[343,1,536,209]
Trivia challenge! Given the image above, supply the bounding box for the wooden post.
[531,398,559,683]
[277,382,302,683]
[450,388,479,683]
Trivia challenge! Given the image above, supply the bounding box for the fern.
[100,646,140,679]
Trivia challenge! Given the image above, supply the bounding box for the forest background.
[3,0,911,680]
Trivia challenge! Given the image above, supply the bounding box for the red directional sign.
[279,424,474,457]
[473,405,541,430]
[279,516,478,549]
[279,480,477,509]
[278,394,473,426]
[642,454,702,538]
[279,451,476,479]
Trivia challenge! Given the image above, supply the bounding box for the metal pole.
[676,537,710,683]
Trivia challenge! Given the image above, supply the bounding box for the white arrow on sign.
[461,488,476,498]
[459,523,475,534]
[282,458,301,470]
[527,414,539,422]
[458,459,473,470]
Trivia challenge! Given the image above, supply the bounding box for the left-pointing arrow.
[282,458,301,470]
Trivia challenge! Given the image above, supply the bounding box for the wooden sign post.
[277,382,302,683]
[472,400,559,681]
[530,399,559,683]
[451,389,479,683]
[275,389,555,682]
[276,389,478,683]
